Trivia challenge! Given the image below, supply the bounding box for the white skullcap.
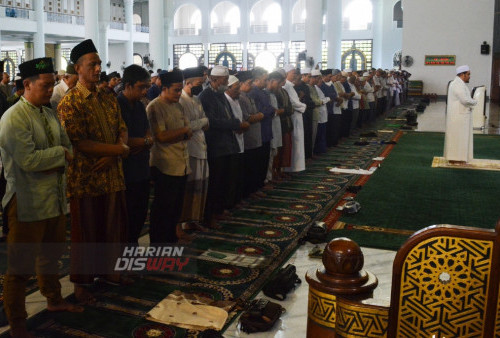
[227,75,239,87]
[211,65,229,77]
[311,69,322,77]
[341,71,348,77]
[363,72,370,77]
[359,77,366,81]
[456,65,470,75]
[344,68,352,73]
[283,64,295,73]
[301,68,311,74]
[151,72,159,77]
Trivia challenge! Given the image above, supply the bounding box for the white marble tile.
[223,242,397,337]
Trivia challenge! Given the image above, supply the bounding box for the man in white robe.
[282,65,306,172]
[444,65,477,164]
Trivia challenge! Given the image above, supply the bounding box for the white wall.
[379,0,402,69]
[402,0,494,95]
[108,43,127,73]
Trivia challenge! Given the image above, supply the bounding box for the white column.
[33,0,45,58]
[240,0,249,70]
[149,0,164,70]
[98,0,110,71]
[124,0,134,67]
[305,0,323,69]
[203,43,209,67]
[200,1,211,67]
[24,42,34,61]
[164,1,172,69]
[372,0,384,68]
[282,0,291,65]
[85,0,99,49]
[54,43,62,71]
[326,0,342,69]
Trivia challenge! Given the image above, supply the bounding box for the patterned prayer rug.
[1,109,411,336]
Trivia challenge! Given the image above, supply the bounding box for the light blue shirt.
[0,96,72,222]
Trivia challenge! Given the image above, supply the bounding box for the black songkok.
[321,69,333,76]
[182,67,204,79]
[160,69,184,86]
[19,57,54,79]
[235,71,253,83]
[70,39,98,63]
[108,71,121,79]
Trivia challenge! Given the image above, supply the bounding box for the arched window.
[393,1,403,28]
[174,4,202,36]
[133,13,141,25]
[291,0,306,32]
[255,51,277,72]
[343,0,373,30]
[250,0,282,33]
[179,53,199,69]
[211,1,240,35]
[133,53,143,66]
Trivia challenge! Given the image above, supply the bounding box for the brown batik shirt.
[58,81,127,199]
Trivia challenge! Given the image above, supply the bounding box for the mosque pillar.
[33,0,45,58]
[305,0,324,69]
[325,0,342,69]
[124,0,134,67]
[203,43,209,67]
[164,1,173,69]
[282,0,291,65]
[85,0,99,49]
[98,0,110,71]
[240,0,249,70]
[372,0,384,69]
[149,0,164,70]
[24,42,34,61]
[200,1,210,67]
[54,43,62,71]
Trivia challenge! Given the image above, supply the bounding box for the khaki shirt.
[147,97,191,176]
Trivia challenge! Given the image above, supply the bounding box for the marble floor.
[1,99,498,337]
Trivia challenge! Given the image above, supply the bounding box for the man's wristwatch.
[183,132,189,140]
[144,136,152,146]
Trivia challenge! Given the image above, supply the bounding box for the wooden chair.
[306,220,500,337]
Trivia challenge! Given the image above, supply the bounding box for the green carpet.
[328,132,500,250]
[1,105,415,336]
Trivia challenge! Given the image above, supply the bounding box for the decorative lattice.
[341,40,372,71]
[396,236,493,337]
[308,287,336,328]
[208,43,243,71]
[336,301,389,337]
[173,44,204,69]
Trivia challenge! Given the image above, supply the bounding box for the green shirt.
[0,96,72,222]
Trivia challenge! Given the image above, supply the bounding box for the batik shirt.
[58,81,127,199]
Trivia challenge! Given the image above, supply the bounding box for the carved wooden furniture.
[306,221,500,337]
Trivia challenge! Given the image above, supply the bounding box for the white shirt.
[364,82,375,102]
[179,90,209,159]
[50,79,69,109]
[348,83,361,110]
[315,85,330,123]
[283,80,306,114]
[225,93,244,153]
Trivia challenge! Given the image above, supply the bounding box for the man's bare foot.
[10,327,35,338]
[74,285,96,304]
[47,300,84,313]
